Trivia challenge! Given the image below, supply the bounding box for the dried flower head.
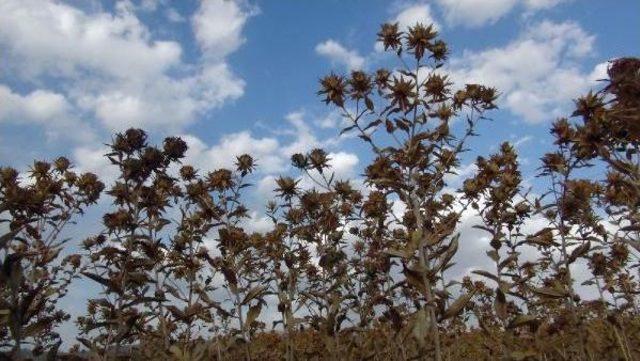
[377,22,402,51]
[319,73,347,107]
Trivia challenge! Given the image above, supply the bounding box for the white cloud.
[257,175,279,200]
[280,111,325,155]
[182,131,284,174]
[0,0,181,80]
[81,62,245,131]
[525,0,571,11]
[72,146,116,185]
[241,211,273,233]
[436,0,572,27]
[180,110,346,177]
[437,0,516,27]
[394,3,440,31]
[589,61,609,83]
[316,111,343,129]
[315,40,365,71]
[513,135,533,148]
[165,7,185,23]
[0,0,251,133]
[192,0,258,60]
[0,86,69,123]
[138,0,163,12]
[0,85,95,141]
[449,20,600,123]
[327,152,359,180]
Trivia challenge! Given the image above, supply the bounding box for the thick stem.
[235,295,251,361]
[414,200,442,361]
[11,335,22,361]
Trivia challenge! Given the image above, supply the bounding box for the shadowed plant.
[0,158,104,360]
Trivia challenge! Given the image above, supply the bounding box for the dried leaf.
[494,288,507,321]
[472,270,499,283]
[508,314,539,329]
[410,308,429,348]
[246,303,262,329]
[241,285,268,305]
[531,286,567,299]
[440,290,476,321]
[568,241,590,264]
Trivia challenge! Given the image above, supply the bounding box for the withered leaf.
[472,270,499,283]
[241,285,268,305]
[246,303,262,329]
[508,314,539,329]
[494,288,507,321]
[567,241,590,264]
[440,290,476,321]
[531,286,568,299]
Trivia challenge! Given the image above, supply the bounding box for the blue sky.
[0,0,638,345]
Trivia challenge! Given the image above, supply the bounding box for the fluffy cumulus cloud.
[327,152,359,180]
[449,20,604,123]
[72,146,116,186]
[0,85,95,141]
[0,1,181,80]
[393,2,440,31]
[192,0,258,60]
[0,86,69,124]
[525,0,571,11]
[0,0,251,134]
[315,40,365,71]
[280,111,332,155]
[179,110,349,176]
[437,0,517,27]
[436,0,572,27]
[182,131,284,174]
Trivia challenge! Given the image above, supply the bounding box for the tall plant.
[318,22,497,360]
[0,159,103,359]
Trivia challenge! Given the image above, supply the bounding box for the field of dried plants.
[1,23,639,361]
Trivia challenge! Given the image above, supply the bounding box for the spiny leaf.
[508,314,539,329]
[242,285,268,305]
[81,271,121,294]
[494,288,508,321]
[365,97,375,111]
[384,248,411,259]
[531,286,568,299]
[440,290,476,321]
[568,241,591,264]
[403,265,428,297]
[435,234,459,273]
[472,270,499,283]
